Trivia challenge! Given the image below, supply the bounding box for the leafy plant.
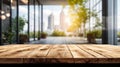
[51,30,66,36]
[87,31,96,43]
[30,31,48,39]
[12,16,28,33]
[67,0,101,36]
[11,16,28,43]
[2,27,14,44]
[117,32,120,38]
[87,30,102,38]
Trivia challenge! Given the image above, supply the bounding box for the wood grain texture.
[46,45,74,63]
[0,45,40,58]
[0,44,119,63]
[81,45,120,58]
[77,45,106,58]
[68,45,94,58]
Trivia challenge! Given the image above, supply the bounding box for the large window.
[117,0,120,45]
[35,1,39,40]
[0,0,42,45]
[11,0,17,43]
[18,0,28,44]
[85,0,102,44]
[1,0,11,44]
[35,1,37,41]
[29,0,34,41]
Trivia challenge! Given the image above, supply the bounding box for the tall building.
[48,13,54,30]
[60,9,65,31]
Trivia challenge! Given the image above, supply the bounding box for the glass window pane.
[19,0,28,44]
[30,0,34,41]
[2,0,11,44]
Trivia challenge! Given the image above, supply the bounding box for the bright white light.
[11,0,13,3]
[1,15,6,20]
[1,11,5,14]
[12,7,15,9]
[6,13,10,17]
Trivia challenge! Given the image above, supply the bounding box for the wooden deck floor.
[0,44,120,63]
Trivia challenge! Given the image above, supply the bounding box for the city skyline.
[43,5,70,32]
[18,4,120,32]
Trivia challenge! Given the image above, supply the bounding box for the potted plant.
[19,34,28,44]
[41,32,47,39]
[2,28,14,44]
[12,16,28,43]
[87,31,96,44]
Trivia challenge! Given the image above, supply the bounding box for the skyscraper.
[48,13,54,30]
[60,9,65,31]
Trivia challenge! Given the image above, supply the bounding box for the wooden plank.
[0,44,120,63]
[0,45,41,58]
[0,45,32,54]
[68,45,105,63]
[77,45,106,58]
[81,45,120,58]
[0,45,51,63]
[22,45,52,63]
[68,45,94,58]
[46,45,74,63]
[27,45,52,58]
[0,45,31,50]
[90,45,120,52]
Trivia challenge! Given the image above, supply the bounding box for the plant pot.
[87,33,96,44]
[19,34,28,44]
[41,34,46,39]
[41,32,47,39]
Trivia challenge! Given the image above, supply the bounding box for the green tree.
[2,16,27,44]
[12,16,27,33]
[67,0,101,37]
[12,16,27,43]
[67,0,88,36]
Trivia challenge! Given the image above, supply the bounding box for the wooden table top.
[0,44,120,63]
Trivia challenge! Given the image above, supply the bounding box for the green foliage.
[2,28,14,43]
[4,16,28,43]
[67,0,101,37]
[12,16,27,33]
[68,0,87,9]
[30,31,47,38]
[12,17,27,41]
[87,29,102,38]
[30,31,39,38]
[117,32,120,38]
[93,17,103,29]
[30,32,34,38]
[68,0,89,27]
[51,30,66,36]
[67,0,91,37]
